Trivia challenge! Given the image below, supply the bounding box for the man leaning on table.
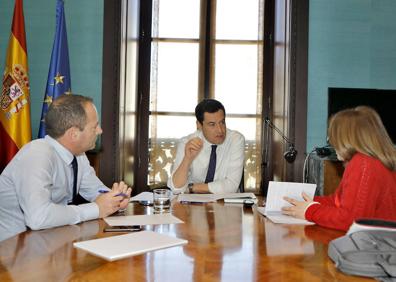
[167,98,245,194]
[0,94,131,242]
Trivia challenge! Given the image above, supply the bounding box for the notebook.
[73,231,188,261]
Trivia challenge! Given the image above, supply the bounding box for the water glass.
[153,188,171,212]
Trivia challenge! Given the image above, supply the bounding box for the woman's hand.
[281,192,313,219]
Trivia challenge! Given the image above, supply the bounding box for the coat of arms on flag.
[1,64,29,118]
[0,0,32,172]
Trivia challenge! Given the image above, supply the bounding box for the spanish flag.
[0,0,31,172]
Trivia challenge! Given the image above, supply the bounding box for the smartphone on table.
[103,225,142,232]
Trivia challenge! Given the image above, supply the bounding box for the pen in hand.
[98,189,128,198]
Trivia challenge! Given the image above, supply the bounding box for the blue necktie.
[205,145,217,183]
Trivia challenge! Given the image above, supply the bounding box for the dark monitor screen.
[328,87,396,143]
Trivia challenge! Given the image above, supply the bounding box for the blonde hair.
[328,106,396,170]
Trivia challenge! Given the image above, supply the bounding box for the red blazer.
[305,153,396,231]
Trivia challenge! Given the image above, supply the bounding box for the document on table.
[130,191,177,202]
[177,193,257,204]
[257,207,314,225]
[221,192,258,204]
[104,213,184,226]
[130,192,153,202]
[73,231,188,261]
[260,181,316,225]
[177,193,218,203]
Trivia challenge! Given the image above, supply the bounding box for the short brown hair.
[328,106,396,170]
[45,94,93,138]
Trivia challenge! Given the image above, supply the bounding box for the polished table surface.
[0,199,372,281]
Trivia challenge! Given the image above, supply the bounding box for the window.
[147,0,265,192]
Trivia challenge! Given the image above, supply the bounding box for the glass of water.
[153,188,171,212]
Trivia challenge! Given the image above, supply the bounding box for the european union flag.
[38,0,71,138]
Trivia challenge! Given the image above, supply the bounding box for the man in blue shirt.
[0,94,131,241]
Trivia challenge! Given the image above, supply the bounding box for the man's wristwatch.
[188,183,194,193]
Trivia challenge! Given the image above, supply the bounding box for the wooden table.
[0,199,371,281]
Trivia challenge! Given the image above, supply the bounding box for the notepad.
[73,231,188,261]
[261,181,316,225]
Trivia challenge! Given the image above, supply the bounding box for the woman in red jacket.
[283,106,396,231]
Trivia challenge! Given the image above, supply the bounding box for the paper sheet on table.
[218,192,257,199]
[177,193,218,203]
[257,207,314,225]
[104,213,184,226]
[221,192,257,204]
[130,192,153,202]
[129,191,177,202]
[73,231,187,261]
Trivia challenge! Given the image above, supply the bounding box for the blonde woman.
[283,106,396,231]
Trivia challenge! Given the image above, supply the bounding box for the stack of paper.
[259,181,316,225]
[177,193,258,204]
[177,193,218,203]
[73,231,187,261]
[222,193,258,204]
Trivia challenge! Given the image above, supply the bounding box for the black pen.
[180,201,206,204]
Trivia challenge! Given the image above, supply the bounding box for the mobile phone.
[103,225,142,232]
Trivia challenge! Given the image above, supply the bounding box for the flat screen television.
[328,87,396,143]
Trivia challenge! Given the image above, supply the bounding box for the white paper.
[265,181,316,212]
[73,231,188,261]
[177,193,218,203]
[130,192,154,202]
[223,193,258,204]
[257,207,315,225]
[220,192,257,200]
[177,192,257,203]
[260,181,317,225]
[130,191,177,202]
[104,213,184,226]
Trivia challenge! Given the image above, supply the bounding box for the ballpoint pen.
[98,190,128,198]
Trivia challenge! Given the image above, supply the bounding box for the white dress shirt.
[0,135,107,242]
[167,129,245,194]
